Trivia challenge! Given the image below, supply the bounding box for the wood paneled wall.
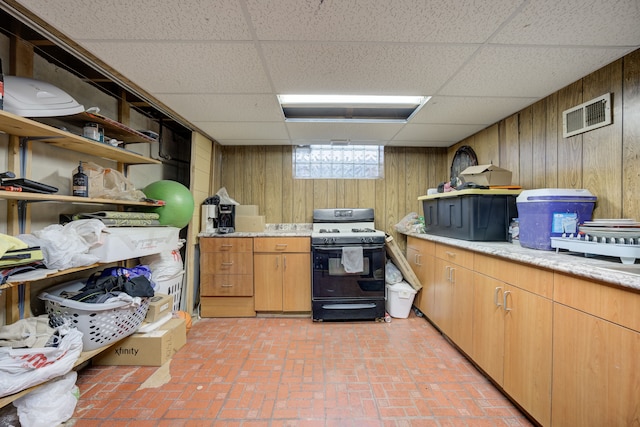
[215,48,640,246]
[219,146,447,238]
[450,49,640,221]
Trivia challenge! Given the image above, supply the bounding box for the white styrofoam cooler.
[385,281,417,318]
[89,227,180,263]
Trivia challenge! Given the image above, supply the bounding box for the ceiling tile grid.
[10,0,640,147]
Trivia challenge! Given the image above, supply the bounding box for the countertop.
[198,223,640,291]
[198,223,312,238]
[404,232,640,291]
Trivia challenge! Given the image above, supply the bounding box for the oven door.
[312,244,386,299]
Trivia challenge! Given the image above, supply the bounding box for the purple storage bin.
[516,189,596,250]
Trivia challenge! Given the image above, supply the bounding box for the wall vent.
[562,93,612,138]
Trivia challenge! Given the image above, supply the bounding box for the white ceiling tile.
[386,140,451,148]
[16,0,251,40]
[156,94,283,122]
[263,43,478,94]
[492,0,640,46]
[216,139,293,146]
[194,122,290,140]
[81,41,271,93]
[440,45,635,97]
[412,96,540,125]
[246,0,522,43]
[286,122,403,142]
[394,124,485,142]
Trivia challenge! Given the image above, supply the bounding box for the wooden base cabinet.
[552,273,640,426]
[406,237,435,317]
[200,237,255,317]
[473,254,553,427]
[254,237,311,313]
[432,244,474,355]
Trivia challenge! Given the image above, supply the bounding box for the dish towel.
[341,246,364,273]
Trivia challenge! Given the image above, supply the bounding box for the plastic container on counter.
[516,188,596,250]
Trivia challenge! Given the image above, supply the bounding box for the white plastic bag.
[16,373,80,426]
[0,325,83,398]
[385,260,403,284]
[394,212,425,234]
[215,187,239,205]
[13,371,80,427]
[140,239,185,282]
[18,219,104,270]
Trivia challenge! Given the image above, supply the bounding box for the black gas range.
[311,208,386,321]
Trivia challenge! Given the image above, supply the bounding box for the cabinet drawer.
[201,252,253,275]
[407,237,435,257]
[200,297,256,317]
[201,274,253,296]
[435,243,474,267]
[200,237,253,253]
[474,254,553,298]
[554,272,640,332]
[253,237,310,253]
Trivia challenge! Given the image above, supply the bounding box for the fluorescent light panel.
[278,94,431,123]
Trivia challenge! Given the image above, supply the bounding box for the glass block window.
[293,145,384,179]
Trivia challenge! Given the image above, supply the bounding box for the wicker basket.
[39,280,150,351]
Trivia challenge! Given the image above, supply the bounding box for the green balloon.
[143,180,194,228]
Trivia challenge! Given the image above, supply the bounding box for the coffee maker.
[201,195,220,234]
[217,204,235,234]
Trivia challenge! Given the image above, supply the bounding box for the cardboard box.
[236,205,259,216]
[460,164,512,186]
[235,215,265,232]
[145,293,174,322]
[94,318,186,366]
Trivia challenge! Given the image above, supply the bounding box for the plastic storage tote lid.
[3,76,85,117]
[516,188,596,203]
[386,281,417,295]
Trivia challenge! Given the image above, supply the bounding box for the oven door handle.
[312,244,385,252]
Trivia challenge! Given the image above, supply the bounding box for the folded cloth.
[0,315,55,348]
[341,246,364,273]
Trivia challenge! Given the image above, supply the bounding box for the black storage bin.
[419,189,520,241]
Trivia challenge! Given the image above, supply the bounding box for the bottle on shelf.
[72,161,88,197]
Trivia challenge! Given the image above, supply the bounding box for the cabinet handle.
[450,267,456,284]
[284,256,288,270]
[276,243,288,250]
[503,290,512,312]
[221,261,234,266]
[444,266,451,282]
[415,253,422,266]
[221,284,233,287]
[445,251,456,258]
[220,244,233,250]
[494,287,503,307]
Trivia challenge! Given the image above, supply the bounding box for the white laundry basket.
[154,271,185,312]
[39,280,150,351]
[385,281,417,318]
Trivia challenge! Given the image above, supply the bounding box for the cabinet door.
[432,257,453,334]
[407,238,435,317]
[282,253,311,312]
[472,273,505,383]
[449,264,474,355]
[254,253,283,311]
[503,285,552,427]
[552,303,640,427]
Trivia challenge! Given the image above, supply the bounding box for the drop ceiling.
[4,0,640,147]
